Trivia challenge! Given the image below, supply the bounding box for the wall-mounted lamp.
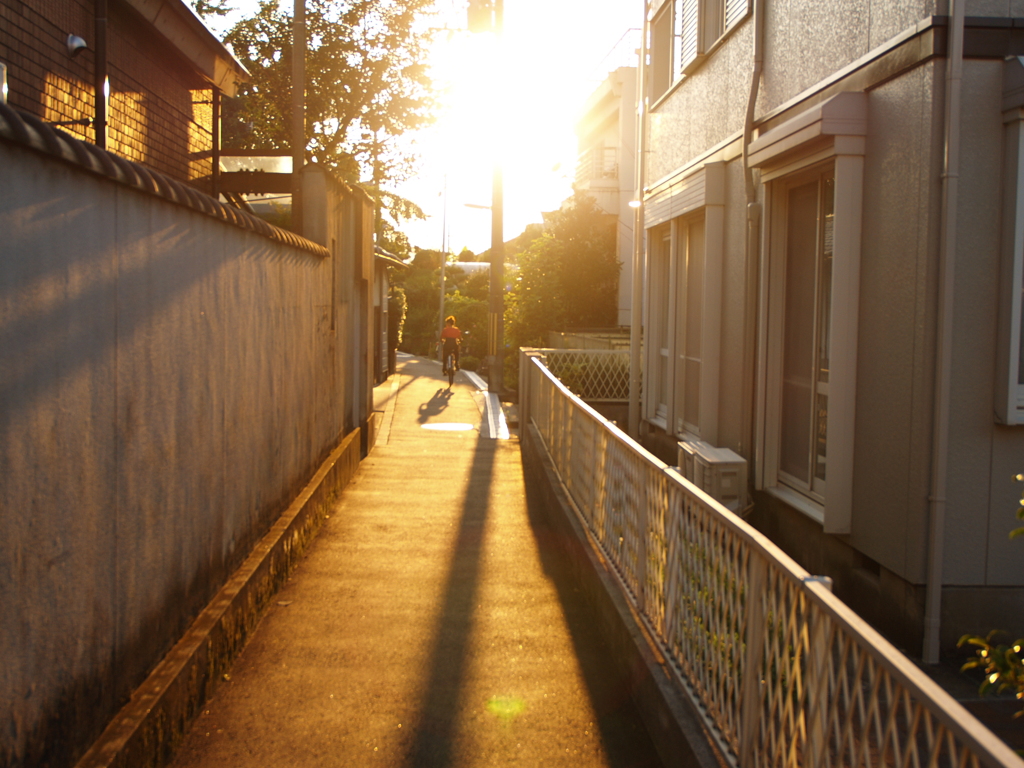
[628,199,642,208]
[0,62,8,104]
[67,34,89,57]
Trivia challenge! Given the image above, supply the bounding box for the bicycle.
[444,348,457,388]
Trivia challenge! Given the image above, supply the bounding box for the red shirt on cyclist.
[440,316,461,374]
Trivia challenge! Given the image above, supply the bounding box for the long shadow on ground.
[522,455,665,768]
[403,438,497,766]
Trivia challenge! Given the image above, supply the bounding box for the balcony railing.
[576,146,618,186]
[519,349,1024,768]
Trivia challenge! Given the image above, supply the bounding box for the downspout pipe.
[924,0,965,665]
[741,0,764,206]
[628,0,650,438]
[94,0,108,149]
[741,0,764,460]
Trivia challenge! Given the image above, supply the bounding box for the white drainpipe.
[923,0,964,664]
[742,0,764,461]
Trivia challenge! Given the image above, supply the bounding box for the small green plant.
[957,631,1024,717]
[459,355,480,372]
[957,472,1024,720]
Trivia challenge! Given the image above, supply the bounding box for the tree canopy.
[505,191,619,350]
[394,249,488,366]
[221,0,437,232]
[189,0,233,21]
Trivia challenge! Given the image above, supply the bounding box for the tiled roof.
[0,102,330,259]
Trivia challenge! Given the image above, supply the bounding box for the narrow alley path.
[169,354,663,767]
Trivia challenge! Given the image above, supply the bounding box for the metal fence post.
[519,349,540,430]
[637,459,649,615]
[739,555,768,767]
[804,577,834,768]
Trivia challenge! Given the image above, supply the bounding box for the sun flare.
[397,0,639,254]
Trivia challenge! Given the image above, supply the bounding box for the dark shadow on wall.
[0,193,322,438]
[0,155,332,768]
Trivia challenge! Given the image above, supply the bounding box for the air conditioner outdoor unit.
[677,439,748,512]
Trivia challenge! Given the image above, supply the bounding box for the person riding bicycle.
[440,315,462,375]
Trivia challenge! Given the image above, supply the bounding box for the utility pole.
[466,0,504,393]
[489,155,504,393]
[487,0,504,394]
[438,176,448,360]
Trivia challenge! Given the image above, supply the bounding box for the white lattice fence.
[519,350,1023,768]
[533,349,633,402]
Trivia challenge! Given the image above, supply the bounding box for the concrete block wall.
[0,141,360,768]
[0,0,214,184]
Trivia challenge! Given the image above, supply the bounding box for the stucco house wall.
[639,0,1024,656]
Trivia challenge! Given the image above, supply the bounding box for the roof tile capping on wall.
[0,101,329,259]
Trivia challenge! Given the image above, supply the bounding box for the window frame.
[997,59,1024,425]
[751,92,866,533]
[647,0,750,102]
[643,162,725,443]
[765,164,834,505]
[676,215,707,437]
[646,225,674,428]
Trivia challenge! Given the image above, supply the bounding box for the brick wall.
[0,0,214,185]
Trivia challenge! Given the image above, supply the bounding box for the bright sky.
[207,0,642,254]
[401,0,642,255]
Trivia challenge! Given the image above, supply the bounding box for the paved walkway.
[169,354,662,767]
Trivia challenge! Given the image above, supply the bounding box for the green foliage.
[387,286,407,350]
[500,192,618,391]
[957,472,1024,723]
[958,631,1024,717]
[443,291,487,358]
[445,264,489,302]
[397,249,442,356]
[189,0,232,20]
[479,223,543,269]
[505,191,619,351]
[379,216,413,262]
[223,0,436,229]
[393,249,489,359]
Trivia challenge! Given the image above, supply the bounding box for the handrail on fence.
[519,349,1023,768]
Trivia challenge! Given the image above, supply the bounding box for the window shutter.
[725,0,748,29]
[674,0,699,76]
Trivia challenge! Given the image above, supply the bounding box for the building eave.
[121,0,249,96]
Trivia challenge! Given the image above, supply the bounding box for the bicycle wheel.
[447,354,455,387]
